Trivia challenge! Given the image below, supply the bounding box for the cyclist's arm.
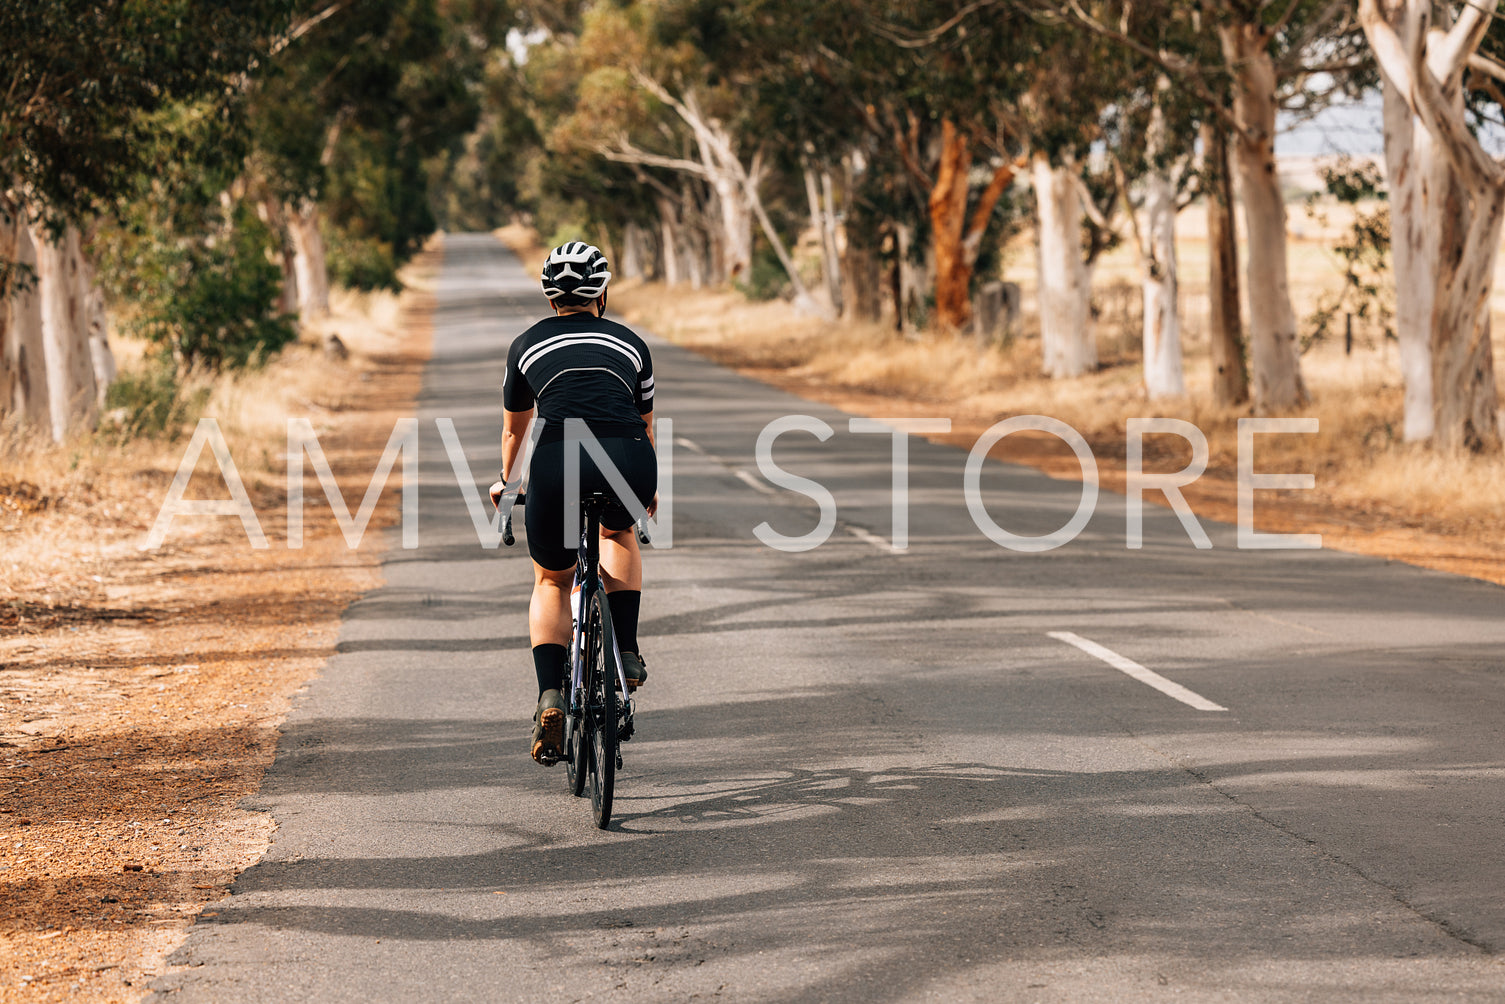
[642,410,654,451]
[501,407,533,484]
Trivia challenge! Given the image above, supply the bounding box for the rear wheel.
[586,593,617,828]
[564,686,587,797]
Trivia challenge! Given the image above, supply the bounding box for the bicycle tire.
[565,609,591,797]
[587,593,617,828]
[565,681,587,797]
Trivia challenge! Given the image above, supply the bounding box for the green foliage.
[102,354,209,439]
[1303,158,1393,352]
[94,100,296,370]
[101,196,295,369]
[437,61,541,230]
[0,0,297,227]
[735,244,790,302]
[250,0,493,286]
[546,223,591,249]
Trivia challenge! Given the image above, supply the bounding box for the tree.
[1360,0,1503,452]
[1109,75,1201,397]
[540,2,817,303]
[249,0,490,316]
[1065,0,1367,412]
[95,103,296,370]
[0,0,296,437]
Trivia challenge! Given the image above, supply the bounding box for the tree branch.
[1110,154,1149,266]
[1381,0,1505,192]
[961,160,1016,268]
[1436,0,1496,77]
[600,142,710,179]
[271,3,343,56]
[1269,0,1307,39]
[1063,0,1246,135]
[1468,51,1505,84]
[1358,0,1415,95]
[867,0,1004,49]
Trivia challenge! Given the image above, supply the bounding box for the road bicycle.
[500,492,638,829]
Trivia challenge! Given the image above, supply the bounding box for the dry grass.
[0,270,431,622]
[610,218,1505,561]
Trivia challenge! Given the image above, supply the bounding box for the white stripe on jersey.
[536,366,634,398]
[520,331,643,374]
[640,375,654,390]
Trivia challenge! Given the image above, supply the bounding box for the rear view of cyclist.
[492,242,657,765]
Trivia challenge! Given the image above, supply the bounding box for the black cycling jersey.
[503,313,654,441]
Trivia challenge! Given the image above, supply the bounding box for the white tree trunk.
[1033,152,1096,378]
[708,171,752,282]
[1431,182,1504,450]
[84,262,114,395]
[0,211,51,430]
[1140,94,1184,398]
[683,207,706,291]
[820,170,844,316]
[1362,0,1503,451]
[1222,24,1307,413]
[621,223,646,280]
[33,224,102,440]
[894,224,925,335]
[288,199,330,320]
[802,166,844,316]
[656,198,681,287]
[1382,76,1437,442]
[803,166,845,314]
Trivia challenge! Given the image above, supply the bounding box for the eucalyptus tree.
[1066,0,1368,413]
[537,1,818,300]
[249,0,492,317]
[0,0,297,438]
[1361,0,1504,452]
[739,1,1039,332]
[1101,74,1204,398]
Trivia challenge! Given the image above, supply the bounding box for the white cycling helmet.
[541,241,611,301]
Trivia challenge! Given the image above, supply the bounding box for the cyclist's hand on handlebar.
[647,493,659,519]
[488,481,506,510]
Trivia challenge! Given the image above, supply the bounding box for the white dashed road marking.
[1048,630,1228,712]
[846,525,899,553]
[734,469,777,496]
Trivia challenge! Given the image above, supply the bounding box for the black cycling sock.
[607,590,641,654]
[532,644,567,695]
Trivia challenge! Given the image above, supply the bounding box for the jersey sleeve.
[502,332,535,412]
[635,342,654,415]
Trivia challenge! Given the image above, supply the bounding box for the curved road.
[153,235,1505,1002]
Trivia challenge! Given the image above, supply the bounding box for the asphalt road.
[153,234,1505,1002]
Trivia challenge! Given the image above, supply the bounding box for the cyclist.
[490,242,657,765]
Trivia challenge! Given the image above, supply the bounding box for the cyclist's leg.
[600,528,646,688]
[521,438,577,763]
[598,528,641,591]
[529,561,572,690]
[528,562,572,763]
[585,434,656,686]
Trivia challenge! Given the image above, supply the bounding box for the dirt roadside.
[0,249,438,1002]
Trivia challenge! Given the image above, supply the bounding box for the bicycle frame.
[497,490,640,826]
[568,499,632,702]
